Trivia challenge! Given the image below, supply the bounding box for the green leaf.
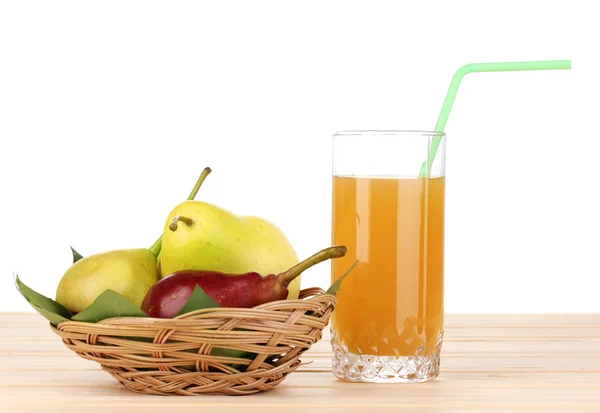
[327,260,359,295]
[176,285,220,317]
[14,274,73,326]
[71,290,148,323]
[70,246,83,263]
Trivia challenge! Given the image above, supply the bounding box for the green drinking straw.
[418,59,572,177]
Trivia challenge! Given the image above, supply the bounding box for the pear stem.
[186,167,212,200]
[169,215,194,231]
[147,167,212,257]
[148,237,162,258]
[277,245,347,286]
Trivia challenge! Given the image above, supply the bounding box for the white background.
[0,1,598,313]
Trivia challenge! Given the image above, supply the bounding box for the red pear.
[141,246,346,318]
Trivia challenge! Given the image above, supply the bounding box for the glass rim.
[333,129,445,138]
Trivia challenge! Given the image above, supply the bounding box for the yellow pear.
[56,249,158,313]
[160,200,301,299]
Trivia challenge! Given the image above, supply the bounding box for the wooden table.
[1,313,599,412]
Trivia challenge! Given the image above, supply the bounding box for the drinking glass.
[330,130,446,383]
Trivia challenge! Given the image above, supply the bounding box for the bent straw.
[418,60,572,177]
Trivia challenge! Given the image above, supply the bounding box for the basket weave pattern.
[50,288,335,395]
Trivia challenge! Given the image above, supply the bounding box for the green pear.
[55,167,212,314]
[160,200,302,300]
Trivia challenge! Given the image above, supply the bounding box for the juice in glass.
[330,130,446,383]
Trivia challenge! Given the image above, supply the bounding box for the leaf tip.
[326,259,359,295]
[13,273,26,298]
[70,246,83,263]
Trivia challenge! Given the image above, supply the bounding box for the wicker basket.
[49,287,335,396]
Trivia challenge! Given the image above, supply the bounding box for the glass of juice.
[331,130,446,383]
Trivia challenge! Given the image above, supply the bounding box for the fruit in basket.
[142,245,346,318]
[56,249,159,313]
[159,200,302,299]
[54,168,212,314]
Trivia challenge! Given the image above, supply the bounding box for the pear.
[55,167,212,314]
[160,200,302,299]
[56,249,159,313]
[144,246,346,317]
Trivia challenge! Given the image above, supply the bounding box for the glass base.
[331,331,442,383]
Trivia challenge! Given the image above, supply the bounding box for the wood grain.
[1,313,599,412]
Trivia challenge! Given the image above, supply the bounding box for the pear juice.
[331,176,445,357]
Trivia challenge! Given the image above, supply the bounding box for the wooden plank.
[2,352,599,372]
[3,336,600,355]
[3,333,600,364]
[2,370,600,387]
[0,385,599,406]
[2,406,599,413]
